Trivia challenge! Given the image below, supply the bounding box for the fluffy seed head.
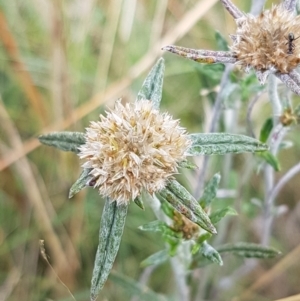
[231,5,300,73]
[78,100,191,205]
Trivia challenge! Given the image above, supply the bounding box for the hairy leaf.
[199,173,221,207]
[90,199,128,301]
[178,159,198,170]
[199,242,223,266]
[69,168,93,198]
[187,133,268,156]
[134,195,145,210]
[136,58,165,109]
[38,131,85,153]
[140,249,170,267]
[217,242,281,258]
[157,189,217,235]
[209,207,237,224]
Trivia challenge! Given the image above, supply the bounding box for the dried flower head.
[78,100,191,205]
[232,4,300,73]
[163,0,300,95]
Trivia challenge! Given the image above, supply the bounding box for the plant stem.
[261,75,285,245]
[148,195,190,301]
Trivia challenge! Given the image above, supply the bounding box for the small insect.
[286,33,300,55]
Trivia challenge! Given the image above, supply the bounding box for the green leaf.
[133,195,145,210]
[217,242,281,258]
[209,207,237,224]
[178,159,198,170]
[109,271,168,301]
[157,188,217,235]
[199,242,223,266]
[136,57,165,109]
[215,31,229,51]
[197,233,212,245]
[69,168,93,198]
[167,180,215,227]
[259,118,273,143]
[187,133,268,156]
[90,199,128,301]
[38,131,85,153]
[160,199,176,219]
[139,220,181,239]
[139,220,167,232]
[258,151,281,171]
[199,173,221,207]
[140,249,170,267]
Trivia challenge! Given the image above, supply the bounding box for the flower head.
[231,4,300,73]
[78,100,191,205]
[163,0,300,95]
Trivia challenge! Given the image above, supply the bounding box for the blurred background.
[1,0,300,300]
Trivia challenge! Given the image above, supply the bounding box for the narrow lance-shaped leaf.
[199,241,223,266]
[109,272,168,301]
[157,189,217,235]
[209,207,237,225]
[140,249,170,268]
[90,199,128,301]
[69,168,93,198]
[136,57,165,109]
[258,151,281,171]
[38,131,85,153]
[192,233,212,254]
[259,117,273,143]
[166,180,216,233]
[199,173,221,207]
[217,242,281,258]
[187,133,268,156]
[133,195,145,210]
[139,220,181,239]
[139,220,167,233]
[178,159,198,170]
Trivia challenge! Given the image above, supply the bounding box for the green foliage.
[199,241,223,266]
[215,31,229,51]
[157,188,216,235]
[90,200,128,301]
[187,133,268,156]
[258,151,281,171]
[199,173,221,207]
[109,272,168,301]
[259,118,273,143]
[38,132,85,153]
[69,168,93,198]
[136,58,165,109]
[133,195,145,210]
[140,250,170,268]
[209,207,237,224]
[217,242,281,258]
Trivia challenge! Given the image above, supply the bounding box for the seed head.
[78,100,191,205]
[231,4,300,73]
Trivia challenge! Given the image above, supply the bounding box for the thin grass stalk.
[149,0,168,47]
[0,99,79,286]
[93,0,123,93]
[0,10,48,125]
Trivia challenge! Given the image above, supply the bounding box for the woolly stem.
[220,0,243,19]
[149,195,190,301]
